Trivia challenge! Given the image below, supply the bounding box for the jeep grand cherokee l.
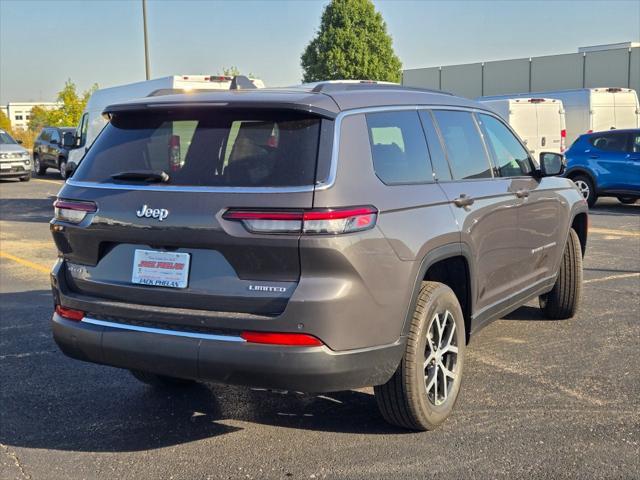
[50,82,588,430]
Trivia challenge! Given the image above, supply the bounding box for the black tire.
[58,158,68,180]
[33,155,46,176]
[617,196,638,205]
[374,282,465,431]
[539,228,583,320]
[572,174,596,207]
[19,173,31,182]
[130,370,196,388]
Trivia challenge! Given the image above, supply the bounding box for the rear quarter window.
[365,110,433,185]
[72,109,322,188]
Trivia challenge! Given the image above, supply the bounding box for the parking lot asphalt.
[1,174,638,480]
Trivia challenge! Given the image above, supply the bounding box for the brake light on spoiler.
[223,206,378,235]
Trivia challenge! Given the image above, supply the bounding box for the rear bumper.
[52,313,404,392]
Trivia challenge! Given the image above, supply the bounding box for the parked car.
[484,87,640,146]
[33,126,77,179]
[477,97,566,158]
[50,81,588,431]
[67,75,265,175]
[0,129,31,181]
[564,129,640,206]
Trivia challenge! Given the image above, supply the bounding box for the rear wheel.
[33,155,46,176]
[539,228,582,320]
[130,370,196,388]
[617,196,638,205]
[374,282,465,431]
[572,175,596,207]
[59,158,68,180]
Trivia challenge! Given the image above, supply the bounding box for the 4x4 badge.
[136,204,169,221]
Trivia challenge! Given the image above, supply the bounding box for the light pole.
[142,0,150,80]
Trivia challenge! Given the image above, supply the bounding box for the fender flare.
[400,243,475,342]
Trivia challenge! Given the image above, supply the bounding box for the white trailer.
[477,97,566,157]
[480,88,640,147]
[67,75,264,173]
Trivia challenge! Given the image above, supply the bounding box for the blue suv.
[564,129,640,207]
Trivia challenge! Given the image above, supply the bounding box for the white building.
[4,102,59,130]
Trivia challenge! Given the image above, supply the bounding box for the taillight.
[560,129,567,152]
[55,305,85,321]
[223,206,378,235]
[53,199,97,224]
[241,331,323,346]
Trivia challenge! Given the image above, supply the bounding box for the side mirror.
[62,132,76,148]
[539,152,565,177]
[16,140,23,145]
[51,138,59,145]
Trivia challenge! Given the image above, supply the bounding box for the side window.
[365,110,432,184]
[432,110,493,180]
[590,133,629,152]
[477,114,533,177]
[50,129,61,144]
[419,110,452,181]
[630,134,640,153]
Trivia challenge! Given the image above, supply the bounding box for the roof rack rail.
[310,81,452,96]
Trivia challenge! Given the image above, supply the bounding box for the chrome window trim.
[66,103,502,193]
[82,317,246,343]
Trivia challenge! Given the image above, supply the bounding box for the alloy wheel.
[424,310,459,406]
[574,180,590,200]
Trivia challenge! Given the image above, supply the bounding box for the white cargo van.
[477,97,566,157]
[481,88,640,147]
[67,75,265,175]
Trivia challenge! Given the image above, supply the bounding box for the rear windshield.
[72,109,321,187]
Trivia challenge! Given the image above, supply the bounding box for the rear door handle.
[515,189,530,198]
[453,194,475,208]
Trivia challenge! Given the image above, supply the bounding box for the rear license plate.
[132,249,190,289]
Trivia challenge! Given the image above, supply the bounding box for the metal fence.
[402,47,640,98]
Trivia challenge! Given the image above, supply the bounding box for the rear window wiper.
[111,170,169,183]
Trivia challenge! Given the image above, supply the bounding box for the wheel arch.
[401,244,475,344]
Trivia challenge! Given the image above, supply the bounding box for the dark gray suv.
[50,82,588,430]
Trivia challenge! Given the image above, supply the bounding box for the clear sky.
[1,0,639,103]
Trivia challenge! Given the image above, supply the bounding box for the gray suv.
[50,82,588,430]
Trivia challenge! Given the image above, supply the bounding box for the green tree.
[301,0,402,83]
[0,110,11,132]
[27,105,53,131]
[55,79,98,127]
[219,66,257,78]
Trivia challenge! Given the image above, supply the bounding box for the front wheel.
[374,282,465,431]
[33,155,46,176]
[617,196,638,205]
[539,228,583,319]
[572,175,596,207]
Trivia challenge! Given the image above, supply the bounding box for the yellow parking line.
[590,227,640,238]
[33,178,63,186]
[0,251,50,274]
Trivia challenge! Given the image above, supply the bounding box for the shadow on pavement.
[1,289,405,455]
[0,197,56,222]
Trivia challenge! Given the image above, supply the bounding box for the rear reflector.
[55,305,85,321]
[223,206,378,235]
[241,331,323,346]
[53,199,97,224]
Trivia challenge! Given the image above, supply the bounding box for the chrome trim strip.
[67,103,499,194]
[81,317,246,342]
[65,179,315,194]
